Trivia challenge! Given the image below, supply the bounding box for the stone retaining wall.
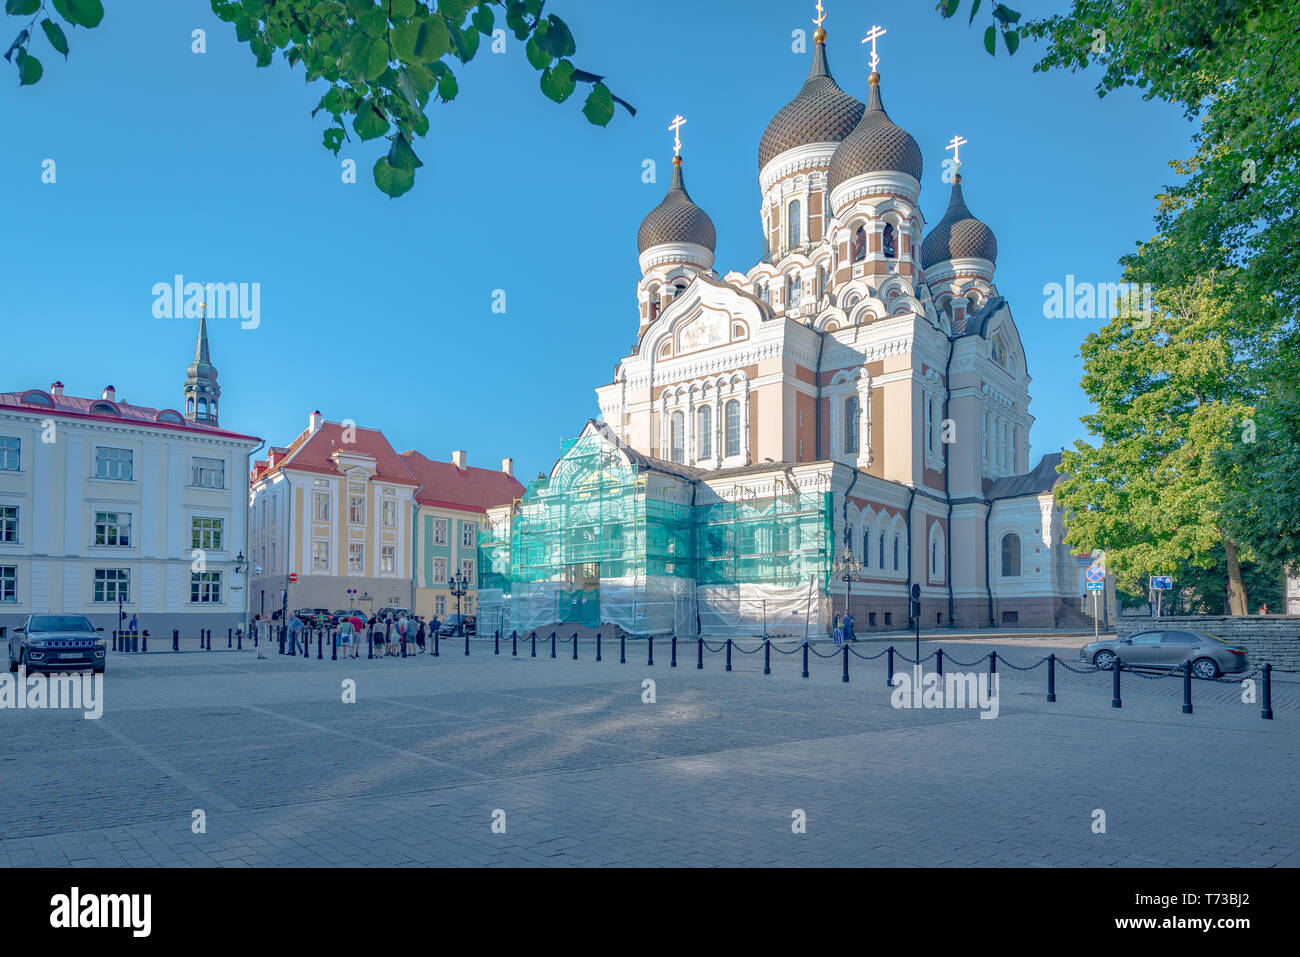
[1117,614,1300,671]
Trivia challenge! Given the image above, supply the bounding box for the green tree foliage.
[938,1,1299,599]
[5,0,634,197]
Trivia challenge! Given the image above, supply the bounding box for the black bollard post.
[572,632,578,660]
[173,629,179,653]
[936,648,943,678]
[112,630,118,652]
[464,630,469,656]
[1047,653,1056,702]
[204,629,210,650]
[764,638,770,675]
[989,650,997,679]
[842,644,849,683]
[1262,663,1273,720]
[227,628,232,648]
[141,631,148,653]
[697,636,703,670]
[1182,661,1193,714]
[237,631,242,651]
[278,626,285,655]
[725,639,732,672]
[495,631,500,655]
[368,633,374,659]
[317,632,323,660]
[802,641,809,679]
[332,631,338,661]
[434,631,440,657]
[512,630,518,657]
[887,646,894,687]
[619,634,625,664]
[131,631,138,653]
[671,634,677,668]
[1111,656,1122,708]
[596,632,601,662]
[531,631,536,657]
[550,631,556,659]
[647,635,654,667]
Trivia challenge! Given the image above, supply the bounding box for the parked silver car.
[1080,629,1249,679]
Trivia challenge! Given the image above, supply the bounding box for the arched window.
[786,273,802,307]
[862,528,871,568]
[1001,533,1021,577]
[197,399,207,416]
[852,225,867,262]
[925,395,934,453]
[788,200,801,247]
[697,405,712,460]
[724,399,741,458]
[759,283,770,304]
[878,532,886,569]
[669,411,685,464]
[186,397,195,415]
[648,284,660,321]
[882,222,896,259]
[816,265,827,299]
[892,535,900,571]
[844,395,860,454]
[991,333,1007,369]
[930,527,945,580]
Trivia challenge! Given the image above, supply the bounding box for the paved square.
[1,636,1295,867]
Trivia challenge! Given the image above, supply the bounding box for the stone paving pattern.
[1,635,1295,867]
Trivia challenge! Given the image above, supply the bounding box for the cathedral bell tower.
[184,308,221,426]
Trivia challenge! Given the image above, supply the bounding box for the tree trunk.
[1223,535,1249,615]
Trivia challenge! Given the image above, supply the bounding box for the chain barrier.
[1057,659,1103,674]
[733,642,764,655]
[894,651,937,665]
[940,653,988,668]
[848,646,889,660]
[996,655,1049,671]
[772,642,804,655]
[702,640,727,653]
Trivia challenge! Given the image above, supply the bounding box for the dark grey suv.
[8,614,107,674]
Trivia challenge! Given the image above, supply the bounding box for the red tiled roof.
[400,450,524,512]
[0,388,259,442]
[254,422,419,486]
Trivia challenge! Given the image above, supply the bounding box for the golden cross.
[861,24,886,71]
[813,0,826,29]
[946,134,968,170]
[668,114,687,157]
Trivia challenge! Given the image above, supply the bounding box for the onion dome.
[827,71,923,192]
[636,155,717,254]
[758,32,864,171]
[920,175,998,268]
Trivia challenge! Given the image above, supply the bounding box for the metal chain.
[996,655,1048,671]
[848,646,889,660]
[733,642,764,655]
[941,654,988,668]
[810,644,842,658]
[894,651,937,665]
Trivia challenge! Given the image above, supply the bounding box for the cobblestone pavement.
[1,636,1295,867]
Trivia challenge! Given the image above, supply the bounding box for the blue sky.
[0,0,1195,482]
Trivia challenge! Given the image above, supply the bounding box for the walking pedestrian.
[843,611,857,643]
[415,617,426,653]
[337,618,354,658]
[128,613,139,633]
[832,613,844,646]
[255,613,268,659]
[289,614,305,655]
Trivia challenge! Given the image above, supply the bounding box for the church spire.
[184,304,221,426]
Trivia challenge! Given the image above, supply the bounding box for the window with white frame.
[432,557,447,582]
[461,521,476,548]
[788,200,801,247]
[925,395,935,453]
[724,399,741,457]
[191,456,225,489]
[433,518,448,545]
[382,500,396,527]
[0,505,17,543]
[312,540,329,570]
[94,511,131,547]
[464,596,474,614]
[93,568,129,603]
[190,571,222,603]
[844,396,860,454]
[313,491,331,522]
[669,411,685,464]
[930,526,945,581]
[0,565,14,602]
[461,559,474,583]
[697,405,712,460]
[348,543,364,571]
[381,545,396,573]
[435,595,446,615]
[0,436,18,471]
[191,516,223,551]
[94,447,133,481]
[349,495,365,524]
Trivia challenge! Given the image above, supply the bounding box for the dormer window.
[20,390,53,407]
[882,223,897,259]
[89,401,118,416]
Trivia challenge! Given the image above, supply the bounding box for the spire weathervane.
[861,24,886,71]
[946,134,968,173]
[668,114,687,158]
[813,0,826,30]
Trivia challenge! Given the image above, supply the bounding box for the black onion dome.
[920,178,998,267]
[637,156,717,253]
[758,38,865,170]
[827,73,924,192]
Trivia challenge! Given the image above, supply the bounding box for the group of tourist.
[832,612,857,645]
[245,611,446,659]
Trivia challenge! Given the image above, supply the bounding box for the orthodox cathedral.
[482,17,1092,637]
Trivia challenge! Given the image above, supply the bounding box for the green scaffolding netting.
[478,432,833,636]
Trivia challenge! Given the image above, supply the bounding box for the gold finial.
[813,0,827,41]
[668,114,686,158]
[861,23,886,72]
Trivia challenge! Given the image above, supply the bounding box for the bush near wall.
[1117,615,1300,671]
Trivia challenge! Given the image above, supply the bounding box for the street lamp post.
[832,543,860,638]
[448,572,469,634]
